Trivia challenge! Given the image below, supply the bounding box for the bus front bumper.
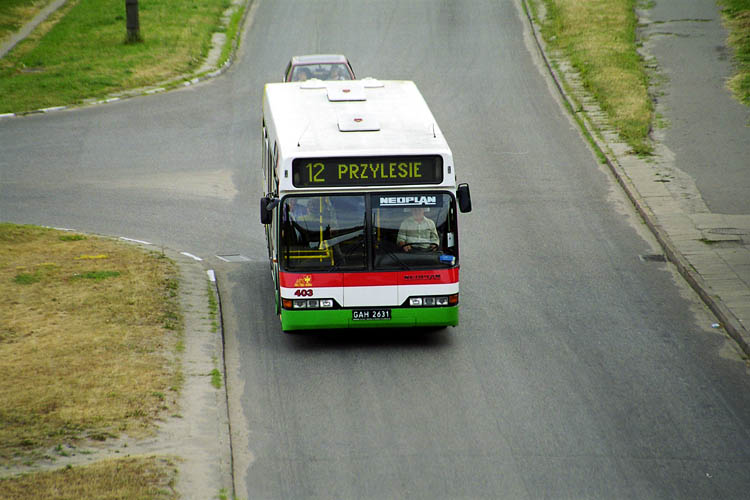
[280,306,458,332]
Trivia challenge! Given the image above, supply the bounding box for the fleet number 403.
[294,289,313,297]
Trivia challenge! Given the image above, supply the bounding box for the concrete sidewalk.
[524,0,750,357]
[0,0,68,60]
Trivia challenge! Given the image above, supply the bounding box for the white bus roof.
[263,80,453,160]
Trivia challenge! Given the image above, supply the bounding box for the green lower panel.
[280,306,458,332]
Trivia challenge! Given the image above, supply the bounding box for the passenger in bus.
[396,206,439,252]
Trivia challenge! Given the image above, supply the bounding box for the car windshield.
[290,63,352,82]
[279,193,458,272]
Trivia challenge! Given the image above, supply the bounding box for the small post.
[125,0,142,43]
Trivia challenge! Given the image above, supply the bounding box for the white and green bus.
[260,79,472,332]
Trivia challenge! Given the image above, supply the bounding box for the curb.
[168,250,234,500]
[520,0,750,357]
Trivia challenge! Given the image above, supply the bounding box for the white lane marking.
[120,237,152,245]
[181,251,203,261]
[207,269,216,282]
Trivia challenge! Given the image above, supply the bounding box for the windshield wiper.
[375,245,410,271]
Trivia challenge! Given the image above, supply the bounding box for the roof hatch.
[337,113,380,132]
[327,82,366,101]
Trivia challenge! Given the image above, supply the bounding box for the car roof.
[290,54,349,65]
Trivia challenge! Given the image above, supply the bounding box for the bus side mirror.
[457,183,472,213]
[260,196,279,225]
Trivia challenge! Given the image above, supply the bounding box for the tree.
[125,0,142,43]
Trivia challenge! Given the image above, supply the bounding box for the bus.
[259,78,471,332]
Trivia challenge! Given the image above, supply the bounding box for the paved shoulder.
[166,250,233,500]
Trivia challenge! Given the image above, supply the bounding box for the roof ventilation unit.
[327,82,366,101]
[337,113,380,132]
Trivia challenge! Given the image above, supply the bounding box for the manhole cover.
[216,254,251,262]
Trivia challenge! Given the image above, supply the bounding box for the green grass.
[532,0,654,154]
[529,0,749,156]
[13,271,41,284]
[208,282,219,333]
[0,0,54,44]
[219,0,246,67]
[0,456,178,500]
[72,270,121,280]
[210,368,223,389]
[718,0,750,105]
[59,233,87,241]
[0,0,234,114]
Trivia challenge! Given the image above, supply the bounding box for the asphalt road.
[2,0,750,498]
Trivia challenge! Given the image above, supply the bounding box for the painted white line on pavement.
[207,269,216,282]
[181,252,203,261]
[120,237,152,245]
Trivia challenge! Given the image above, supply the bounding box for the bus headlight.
[290,298,335,309]
[407,295,457,307]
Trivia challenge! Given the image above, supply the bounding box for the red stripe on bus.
[280,269,459,288]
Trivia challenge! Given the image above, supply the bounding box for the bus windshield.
[280,193,458,272]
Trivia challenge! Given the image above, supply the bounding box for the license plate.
[352,309,391,321]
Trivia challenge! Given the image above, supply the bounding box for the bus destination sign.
[292,155,444,188]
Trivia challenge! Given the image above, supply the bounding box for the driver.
[396,206,439,252]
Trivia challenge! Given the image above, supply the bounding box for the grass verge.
[718,0,750,105]
[0,456,178,500]
[0,224,182,474]
[0,0,235,114]
[0,0,55,46]
[529,0,653,155]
